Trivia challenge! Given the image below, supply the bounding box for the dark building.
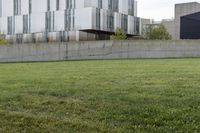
[180,12,200,39]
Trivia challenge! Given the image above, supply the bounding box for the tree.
[111,28,127,40]
[0,34,8,45]
[145,24,172,40]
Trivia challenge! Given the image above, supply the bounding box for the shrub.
[0,34,8,45]
[111,28,127,40]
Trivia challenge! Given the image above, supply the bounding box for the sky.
[138,0,200,21]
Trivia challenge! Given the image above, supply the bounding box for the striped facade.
[0,0,140,43]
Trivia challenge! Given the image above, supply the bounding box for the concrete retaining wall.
[1,40,200,62]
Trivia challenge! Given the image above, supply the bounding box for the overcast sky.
[138,0,200,21]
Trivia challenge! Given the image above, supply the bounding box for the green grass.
[0,59,200,133]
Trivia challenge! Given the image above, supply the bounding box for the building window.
[128,0,134,16]
[72,10,75,29]
[23,15,29,34]
[66,0,69,9]
[107,11,114,31]
[56,0,60,10]
[45,12,55,32]
[65,9,71,30]
[124,15,128,32]
[14,0,21,15]
[65,9,75,30]
[29,0,32,14]
[29,15,31,33]
[98,0,102,8]
[134,17,140,34]
[46,12,51,32]
[108,0,113,10]
[66,0,75,9]
[108,0,118,12]
[121,14,128,32]
[96,9,100,29]
[7,17,13,35]
[47,0,50,11]
[113,0,118,12]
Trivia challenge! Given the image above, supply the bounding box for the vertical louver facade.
[0,0,140,42]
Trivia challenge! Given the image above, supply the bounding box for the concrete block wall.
[0,43,67,62]
[1,40,200,62]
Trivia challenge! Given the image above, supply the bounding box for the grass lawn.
[0,59,200,133]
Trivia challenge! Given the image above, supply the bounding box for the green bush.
[0,39,8,45]
[111,28,127,40]
[0,34,8,45]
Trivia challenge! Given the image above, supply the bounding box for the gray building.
[0,0,140,43]
[162,19,175,39]
[140,18,152,37]
[162,2,200,40]
[141,2,200,40]
[174,2,200,40]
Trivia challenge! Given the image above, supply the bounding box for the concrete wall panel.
[1,40,200,62]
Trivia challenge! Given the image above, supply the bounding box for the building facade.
[174,2,200,40]
[162,19,175,39]
[0,0,140,43]
[180,12,200,39]
[150,2,200,40]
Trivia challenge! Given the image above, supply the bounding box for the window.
[107,11,114,31]
[113,0,118,12]
[124,15,128,32]
[66,0,75,9]
[96,9,100,29]
[53,12,55,31]
[29,0,32,14]
[108,0,112,10]
[65,9,75,30]
[66,0,69,9]
[14,0,21,15]
[46,12,51,32]
[7,17,13,35]
[23,15,29,33]
[56,0,60,10]
[73,0,76,8]
[45,12,55,32]
[134,17,140,34]
[108,0,118,12]
[29,15,31,33]
[128,0,134,16]
[121,14,128,32]
[98,0,102,8]
[72,10,75,29]
[47,0,50,11]
[65,9,71,30]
